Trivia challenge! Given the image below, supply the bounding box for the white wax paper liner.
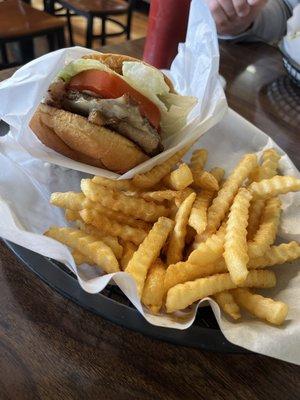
[0,108,299,364]
[0,0,227,179]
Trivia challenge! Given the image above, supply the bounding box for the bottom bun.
[30,104,148,173]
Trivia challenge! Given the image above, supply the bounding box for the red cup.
[143,0,191,69]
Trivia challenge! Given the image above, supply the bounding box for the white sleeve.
[219,0,299,44]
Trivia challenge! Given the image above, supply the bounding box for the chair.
[0,0,65,69]
[44,0,135,48]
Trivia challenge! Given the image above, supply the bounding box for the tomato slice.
[68,70,161,129]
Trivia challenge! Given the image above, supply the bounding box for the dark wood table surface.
[0,38,299,400]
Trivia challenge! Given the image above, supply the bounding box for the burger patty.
[47,83,163,156]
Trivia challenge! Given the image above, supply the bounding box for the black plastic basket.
[278,40,300,87]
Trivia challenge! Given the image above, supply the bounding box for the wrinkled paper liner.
[0,108,299,364]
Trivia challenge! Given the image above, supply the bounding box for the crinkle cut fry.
[79,208,147,246]
[76,220,123,260]
[248,197,281,258]
[92,176,137,191]
[188,224,226,267]
[163,163,194,190]
[141,259,166,314]
[52,191,151,230]
[126,217,174,297]
[72,249,94,266]
[249,176,300,200]
[224,188,252,285]
[164,261,227,294]
[248,241,300,268]
[81,179,168,222]
[213,291,241,320]
[45,226,119,273]
[166,192,196,265]
[231,288,288,325]
[205,154,257,234]
[166,270,276,313]
[188,167,224,235]
[247,149,281,239]
[132,146,190,189]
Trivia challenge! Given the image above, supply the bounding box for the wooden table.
[0,38,299,400]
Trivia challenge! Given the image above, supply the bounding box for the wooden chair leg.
[19,38,35,63]
[101,16,107,46]
[86,15,94,48]
[47,33,56,51]
[1,44,8,66]
[57,27,66,48]
[66,8,74,46]
[126,0,135,40]
[44,0,55,14]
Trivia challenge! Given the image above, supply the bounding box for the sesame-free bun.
[30,104,148,174]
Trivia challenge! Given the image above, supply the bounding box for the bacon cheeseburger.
[30,54,196,173]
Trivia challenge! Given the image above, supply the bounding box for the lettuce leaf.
[57,58,197,137]
[122,61,197,137]
[58,59,112,82]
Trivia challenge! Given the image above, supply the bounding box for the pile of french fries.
[46,146,300,325]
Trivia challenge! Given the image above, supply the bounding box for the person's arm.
[220,0,296,43]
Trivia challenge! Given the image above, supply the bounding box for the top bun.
[82,52,175,93]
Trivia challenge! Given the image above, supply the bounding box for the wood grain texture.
[1,39,300,399]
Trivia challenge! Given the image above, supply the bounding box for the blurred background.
[0,0,150,68]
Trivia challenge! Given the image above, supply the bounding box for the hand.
[204,0,267,36]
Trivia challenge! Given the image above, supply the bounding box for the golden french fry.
[247,199,265,240]
[224,188,252,285]
[231,288,288,325]
[51,192,88,210]
[249,176,300,200]
[76,220,123,260]
[206,154,257,234]
[166,270,276,313]
[79,208,147,246]
[190,149,219,191]
[81,179,168,222]
[188,224,226,267]
[190,149,207,172]
[188,168,224,234]
[260,149,281,180]
[174,188,196,207]
[163,163,193,190]
[167,192,196,265]
[71,249,94,266]
[141,259,166,314]
[126,217,174,297]
[92,176,136,191]
[248,242,300,269]
[164,260,226,294]
[120,241,137,270]
[45,227,119,273]
[132,147,189,189]
[141,190,185,203]
[193,171,219,191]
[247,150,280,239]
[213,291,241,320]
[248,197,281,258]
[52,191,150,231]
[65,209,81,222]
